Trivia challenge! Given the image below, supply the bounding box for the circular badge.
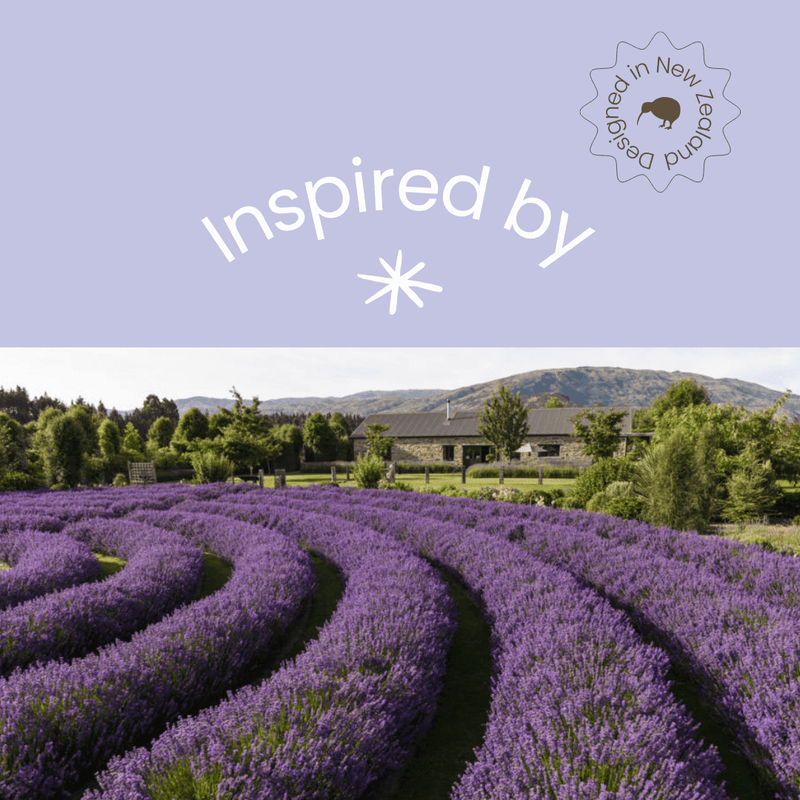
[581,32,740,192]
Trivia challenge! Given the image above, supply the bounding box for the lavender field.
[0,483,797,799]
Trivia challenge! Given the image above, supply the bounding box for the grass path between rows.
[385,569,493,800]
[666,669,769,800]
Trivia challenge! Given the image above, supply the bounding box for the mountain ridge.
[172,366,799,419]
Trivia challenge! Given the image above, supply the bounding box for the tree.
[274,424,305,471]
[211,389,279,472]
[33,407,89,487]
[634,425,720,533]
[122,422,145,459]
[147,416,175,450]
[98,418,122,458]
[569,405,627,461]
[544,396,564,409]
[0,386,34,423]
[365,423,395,459]
[173,407,210,448]
[0,413,29,472]
[478,384,529,461]
[66,404,100,456]
[722,447,780,523]
[303,413,338,461]
[329,412,353,460]
[124,395,180,438]
[0,386,65,424]
[651,378,712,421]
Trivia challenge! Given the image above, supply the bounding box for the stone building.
[350,404,637,467]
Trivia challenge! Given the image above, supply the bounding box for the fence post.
[331,466,337,483]
[258,469,264,488]
[538,465,543,485]
[346,465,350,482]
[425,466,430,484]
[461,465,466,484]
[387,462,396,483]
[499,466,504,485]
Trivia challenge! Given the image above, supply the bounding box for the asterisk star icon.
[357,250,443,315]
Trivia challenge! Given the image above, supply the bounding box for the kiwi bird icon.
[637,97,681,129]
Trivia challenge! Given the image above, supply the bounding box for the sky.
[1,348,798,412]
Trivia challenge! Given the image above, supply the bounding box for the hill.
[175,367,799,420]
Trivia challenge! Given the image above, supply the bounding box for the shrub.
[0,470,42,491]
[378,480,413,492]
[112,473,128,487]
[586,481,635,513]
[567,457,637,510]
[604,494,646,520]
[352,452,384,489]
[395,462,460,474]
[468,464,582,479]
[722,456,779,524]
[190,452,232,484]
[635,426,720,533]
[506,489,552,506]
[439,484,468,498]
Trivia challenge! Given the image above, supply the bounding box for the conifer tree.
[478,383,529,461]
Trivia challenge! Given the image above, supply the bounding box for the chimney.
[446,399,451,421]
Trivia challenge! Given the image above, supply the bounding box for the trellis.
[127,461,157,484]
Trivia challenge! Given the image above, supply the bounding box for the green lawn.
[282,471,576,494]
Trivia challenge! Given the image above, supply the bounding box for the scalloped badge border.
[580,31,741,192]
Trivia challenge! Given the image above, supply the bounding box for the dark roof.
[350,407,636,439]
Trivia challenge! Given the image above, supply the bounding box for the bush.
[112,473,128,487]
[438,484,468,498]
[0,470,42,492]
[395,462,461,474]
[586,481,635,513]
[352,452,385,489]
[468,464,582,479]
[567,457,637,510]
[506,489,553,506]
[604,494,646,520]
[190,452,232,484]
[151,447,191,470]
[378,480,413,492]
[721,451,779,524]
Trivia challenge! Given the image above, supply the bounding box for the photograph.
[1,1,798,798]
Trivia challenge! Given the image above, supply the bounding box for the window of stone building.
[443,445,455,461]
[539,444,561,457]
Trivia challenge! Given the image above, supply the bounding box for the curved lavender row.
[354,492,800,795]
[244,492,727,800]
[275,488,800,794]
[0,517,315,799]
[91,510,456,800]
[0,529,102,610]
[288,486,800,612]
[0,482,235,526]
[0,511,64,533]
[514,523,800,797]
[0,519,204,675]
